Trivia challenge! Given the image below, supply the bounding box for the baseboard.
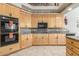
[3,44,65,56]
[3,45,32,56]
[32,44,66,46]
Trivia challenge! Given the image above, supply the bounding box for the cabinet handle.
[9,48,13,50]
[71,47,73,49]
[26,38,28,40]
[71,42,73,44]
[42,37,44,39]
[71,53,73,55]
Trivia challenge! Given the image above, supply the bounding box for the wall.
[65,7,79,36]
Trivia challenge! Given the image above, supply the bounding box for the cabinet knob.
[9,48,13,50]
[71,47,73,49]
[71,42,73,44]
[26,38,28,40]
[71,53,73,55]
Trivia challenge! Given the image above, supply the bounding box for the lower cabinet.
[66,37,79,56]
[0,43,20,56]
[48,34,58,45]
[32,34,66,45]
[57,34,66,45]
[20,34,32,48]
[32,34,48,45]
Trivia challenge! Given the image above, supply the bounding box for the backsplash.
[20,28,68,34]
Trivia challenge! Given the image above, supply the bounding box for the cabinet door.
[31,14,38,28]
[19,10,26,27]
[21,35,28,48]
[0,4,10,16]
[37,14,43,22]
[26,13,31,28]
[32,34,40,45]
[56,14,64,28]
[41,34,48,45]
[27,34,32,47]
[48,34,58,45]
[48,14,56,28]
[57,34,66,45]
[0,43,20,56]
[10,5,20,18]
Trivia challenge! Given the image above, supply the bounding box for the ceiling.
[22,3,71,13]
[28,3,60,6]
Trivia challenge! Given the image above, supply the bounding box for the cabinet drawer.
[0,47,10,56]
[67,43,79,55]
[9,44,20,52]
[66,52,70,56]
[67,38,79,48]
[0,43,20,56]
[66,48,78,56]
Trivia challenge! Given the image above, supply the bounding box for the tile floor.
[10,46,66,56]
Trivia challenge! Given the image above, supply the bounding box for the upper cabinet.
[48,14,56,28]
[31,14,38,28]
[19,10,31,28]
[56,14,64,28]
[9,5,20,18]
[0,4,10,16]
[31,13,64,28]
[0,4,20,18]
[19,10,26,28]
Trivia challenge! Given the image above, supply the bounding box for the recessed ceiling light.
[67,7,72,11]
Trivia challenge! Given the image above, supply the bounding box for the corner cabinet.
[20,34,32,48]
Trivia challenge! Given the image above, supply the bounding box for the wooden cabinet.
[19,10,31,28]
[57,34,66,45]
[26,34,32,47]
[20,34,32,48]
[0,43,20,56]
[32,34,66,45]
[0,4,20,18]
[41,34,48,45]
[32,34,48,45]
[10,5,20,18]
[48,14,56,28]
[25,13,31,28]
[56,14,64,28]
[48,34,57,45]
[19,10,26,27]
[0,4,10,16]
[66,37,79,56]
[20,35,28,48]
[66,48,77,56]
[31,14,64,28]
[31,14,38,28]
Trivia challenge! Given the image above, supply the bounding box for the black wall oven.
[0,15,19,47]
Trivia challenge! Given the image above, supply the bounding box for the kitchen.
[0,3,79,56]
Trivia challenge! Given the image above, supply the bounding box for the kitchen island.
[66,36,79,56]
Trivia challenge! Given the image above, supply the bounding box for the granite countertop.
[66,36,79,41]
[20,28,68,34]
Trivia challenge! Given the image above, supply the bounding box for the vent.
[29,3,60,6]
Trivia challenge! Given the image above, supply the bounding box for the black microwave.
[38,22,48,29]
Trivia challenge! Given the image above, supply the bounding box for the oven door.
[1,34,18,47]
